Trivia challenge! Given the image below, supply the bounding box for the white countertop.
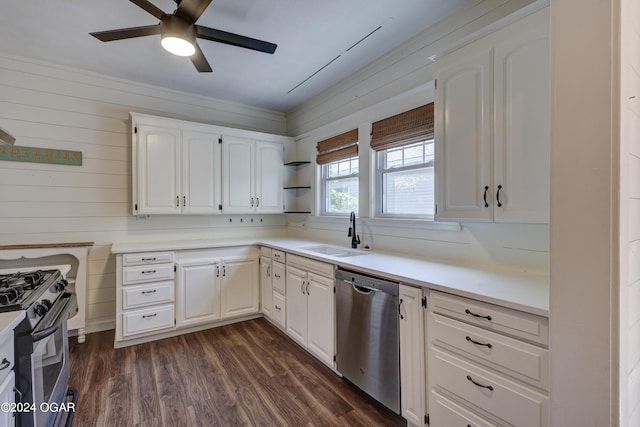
[111,237,549,317]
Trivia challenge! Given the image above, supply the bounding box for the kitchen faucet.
[348,211,361,249]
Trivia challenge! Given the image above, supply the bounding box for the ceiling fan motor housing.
[161,15,197,53]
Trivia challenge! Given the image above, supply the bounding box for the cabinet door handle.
[251,197,254,207]
[466,375,494,391]
[399,298,404,320]
[301,281,305,295]
[256,197,260,207]
[216,265,220,277]
[266,265,271,277]
[0,358,10,370]
[141,289,157,295]
[465,308,492,321]
[483,185,489,208]
[142,313,157,319]
[223,265,226,277]
[176,196,180,207]
[465,335,493,349]
[496,185,503,207]
[305,281,310,295]
[141,270,156,274]
[183,196,186,207]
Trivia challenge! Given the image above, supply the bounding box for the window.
[371,103,434,219]
[378,140,434,217]
[322,156,359,214]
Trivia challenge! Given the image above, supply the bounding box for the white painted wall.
[549,0,618,426]
[619,0,640,425]
[0,53,289,333]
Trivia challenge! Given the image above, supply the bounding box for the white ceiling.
[0,0,473,112]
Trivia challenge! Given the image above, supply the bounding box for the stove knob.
[55,279,68,292]
[34,303,48,317]
[41,299,52,310]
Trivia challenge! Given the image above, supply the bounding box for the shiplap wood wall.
[0,53,288,333]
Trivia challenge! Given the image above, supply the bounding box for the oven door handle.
[32,293,77,342]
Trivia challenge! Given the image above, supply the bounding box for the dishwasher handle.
[340,279,379,294]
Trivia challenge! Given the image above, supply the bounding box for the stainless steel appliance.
[335,268,400,414]
[0,269,78,427]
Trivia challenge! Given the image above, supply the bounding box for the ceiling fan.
[89,0,277,72]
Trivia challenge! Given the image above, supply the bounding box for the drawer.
[0,330,14,385]
[272,291,286,328]
[123,304,175,337]
[260,247,272,258]
[123,252,174,266]
[123,264,174,285]
[287,253,334,278]
[430,390,497,427]
[272,261,286,294]
[123,281,175,309]
[430,313,548,391]
[272,250,286,262]
[430,347,548,427]
[430,291,548,346]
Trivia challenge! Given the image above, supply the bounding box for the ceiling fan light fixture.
[160,16,196,57]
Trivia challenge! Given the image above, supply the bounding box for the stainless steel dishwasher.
[335,268,400,414]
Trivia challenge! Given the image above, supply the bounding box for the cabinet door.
[0,371,14,427]
[137,125,181,214]
[260,256,273,318]
[285,265,308,346]
[177,260,220,327]
[221,136,254,213]
[255,141,283,213]
[220,257,259,318]
[306,273,335,366]
[435,49,492,221]
[493,31,549,223]
[181,131,221,214]
[399,285,426,426]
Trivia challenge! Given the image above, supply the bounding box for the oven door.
[23,293,77,427]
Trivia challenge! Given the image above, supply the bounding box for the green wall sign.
[0,145,82,166]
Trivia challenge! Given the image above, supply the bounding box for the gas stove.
[0,269,69,328]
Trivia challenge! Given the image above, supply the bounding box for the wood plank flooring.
[68,318,406,426]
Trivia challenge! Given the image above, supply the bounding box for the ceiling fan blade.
[196,25,277,54]
[190,42,212,72]
[129,0,167,20]
[176,0,212,23]
[90,25,161,42]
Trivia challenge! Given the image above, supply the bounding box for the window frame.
[375,138,435,220]
[320,155,359,216]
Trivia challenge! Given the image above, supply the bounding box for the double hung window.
[371,103,435,218]
[316,129,359,215]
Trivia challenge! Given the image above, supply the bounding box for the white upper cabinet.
[435,9,550,223]
[132,114,221,215]
[136,125,182,215]
[181,131,222,214]
[222,136,283,214]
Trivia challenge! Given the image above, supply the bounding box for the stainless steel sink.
[301,245,370,258]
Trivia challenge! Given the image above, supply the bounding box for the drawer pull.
[141,270,157,275]
[0,358,10,370]
[141,290,157,295]
[465,335,493,349]
[142,313,157,319]
[274,274,281,279]
[141,257,157,261]
[465,308,492,321]
[466,375,494,391]
[275,305,281,311]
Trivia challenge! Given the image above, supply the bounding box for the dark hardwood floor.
[68,318,406,426]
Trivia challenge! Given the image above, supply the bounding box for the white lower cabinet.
[427,290,549,427]
[285,254,335,367]
[115,246,260,347]
[0,371,15,427]
[176,260,220,327]
[260,247,286,329]
[399,284,427,426]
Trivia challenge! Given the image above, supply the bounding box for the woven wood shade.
[370,103,434,151]
[316,129,358,164]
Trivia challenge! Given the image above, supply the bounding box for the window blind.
[316,129,358,165]
[370,103,434,152]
